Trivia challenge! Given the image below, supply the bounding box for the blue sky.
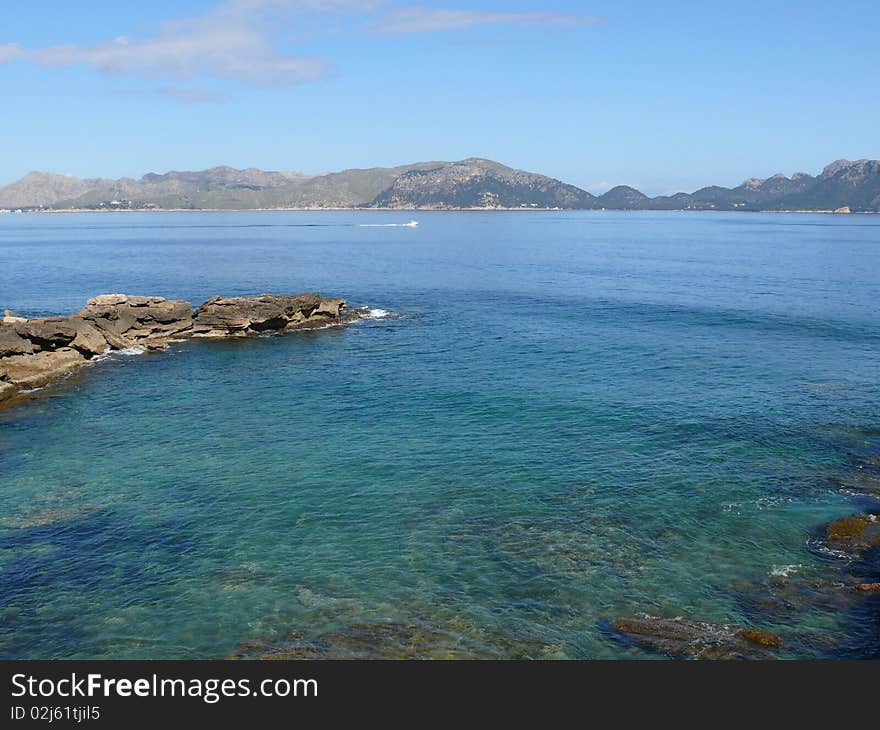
[1,0,878,194]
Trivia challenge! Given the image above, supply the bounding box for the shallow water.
[0,210,878,659]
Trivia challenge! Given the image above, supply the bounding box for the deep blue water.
[0,210,878,659]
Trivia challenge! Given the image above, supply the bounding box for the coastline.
[2,207,875,215]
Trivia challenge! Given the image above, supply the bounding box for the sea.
[0,210,878,658]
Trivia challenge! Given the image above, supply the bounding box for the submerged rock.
[0,504,97,529]
[230,616,563,660]
[732,574,860,616]
[469,514,655,581]
[826,515,880,548]
[231,622,471,660]
[0,291,358,408]
[834,472,880,496]
[211,563,273,589]
[609,615,783,659]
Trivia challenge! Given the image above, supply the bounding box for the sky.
[1,0,878,194]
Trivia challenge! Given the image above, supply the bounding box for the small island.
[0,292,358,407]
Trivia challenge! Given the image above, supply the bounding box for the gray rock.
[0,328,35,357]
[313,297,347,318]
[16,318,78,349]
[0,380,16,403]
[3,310,27,325]
[1,348,86,388]
[192,293,345,337]
[68,318,109,357]
[87,320,134,350]
[86,294,130,306]
[147,299,192,325]
[77,296,193,342]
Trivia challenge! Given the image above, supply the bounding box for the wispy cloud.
[0,43,25,62]
[2,1,350,84]
[0,2,599,90]
[368,8,601,33]
[33,35,327,85]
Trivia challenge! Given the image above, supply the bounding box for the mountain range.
[1,158,877,212]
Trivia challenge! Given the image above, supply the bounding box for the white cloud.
[0,43,25,62]
[369,7,601,33]
[33,34,327,84]
[3,1,347,84]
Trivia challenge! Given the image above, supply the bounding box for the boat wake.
[357,220,419,228]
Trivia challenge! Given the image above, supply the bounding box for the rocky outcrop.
[0,292,355,407]
[73,294,194,353]
[191,294,350,337]
[609,615,783,659]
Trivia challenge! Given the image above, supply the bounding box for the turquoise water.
[1,210,878,659]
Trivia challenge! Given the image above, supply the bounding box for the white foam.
[90,348,113,362]
[806,538,852,561]
[358,220,419,228]
[362,308,390,319]
[90,346,147,361]
[770,564,801,578]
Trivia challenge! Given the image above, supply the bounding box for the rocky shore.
[0,292,356,407]
[607,452,880,659]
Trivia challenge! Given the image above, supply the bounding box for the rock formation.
[191,294,347,337]
[0,292,355,407]
[609,615,783,659]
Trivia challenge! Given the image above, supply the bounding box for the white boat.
[405,220,419,227]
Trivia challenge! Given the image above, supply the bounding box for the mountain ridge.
[1,158,877,212]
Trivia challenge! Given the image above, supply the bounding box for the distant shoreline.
[3,158,877,215]
[2,207,876,215]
